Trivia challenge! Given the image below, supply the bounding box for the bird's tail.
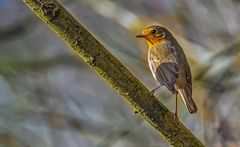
[178,88,198,114]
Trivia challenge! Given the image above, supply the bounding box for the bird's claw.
[150,89,156,94]
[150,85,161,95]
[173,113,178,120]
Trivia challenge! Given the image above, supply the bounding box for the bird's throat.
[147,39,166,49]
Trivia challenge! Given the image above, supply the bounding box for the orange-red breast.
[136,25,198,117]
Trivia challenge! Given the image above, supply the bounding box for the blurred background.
[1,0,240,146]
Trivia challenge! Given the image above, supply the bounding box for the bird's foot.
[150,89,156,94]
[150,85,161,95]
[173,113,178,120]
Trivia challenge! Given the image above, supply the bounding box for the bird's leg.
[151,85,161,94]
[174,93,178,119]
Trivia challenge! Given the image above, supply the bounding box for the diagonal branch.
[22,0,204,146]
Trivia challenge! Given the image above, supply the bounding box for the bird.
[136,25,198,118]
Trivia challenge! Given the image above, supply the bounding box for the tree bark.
[22,0,204,146]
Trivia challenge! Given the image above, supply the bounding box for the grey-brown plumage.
[136,25,198,115]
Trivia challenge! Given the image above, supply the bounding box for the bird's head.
[136,25,172,48]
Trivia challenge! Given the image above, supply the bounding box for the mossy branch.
[22,0,204,146]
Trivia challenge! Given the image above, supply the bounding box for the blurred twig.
[97,130,130,147]
[195,39,240,80]
[0,127,30,147]
[0,16,36,41]
[22,0,204,146]
[0,55,81,75]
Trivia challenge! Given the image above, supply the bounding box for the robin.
[136,25,198,118]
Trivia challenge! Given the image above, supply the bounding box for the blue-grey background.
[0,0,240,146]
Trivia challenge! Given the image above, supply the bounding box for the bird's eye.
[150,30,157,35]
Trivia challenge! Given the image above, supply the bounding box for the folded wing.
[155,62,178,93]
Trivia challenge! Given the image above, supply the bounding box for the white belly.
[148,53,157,80]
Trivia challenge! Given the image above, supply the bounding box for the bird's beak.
[136,34,146,38]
